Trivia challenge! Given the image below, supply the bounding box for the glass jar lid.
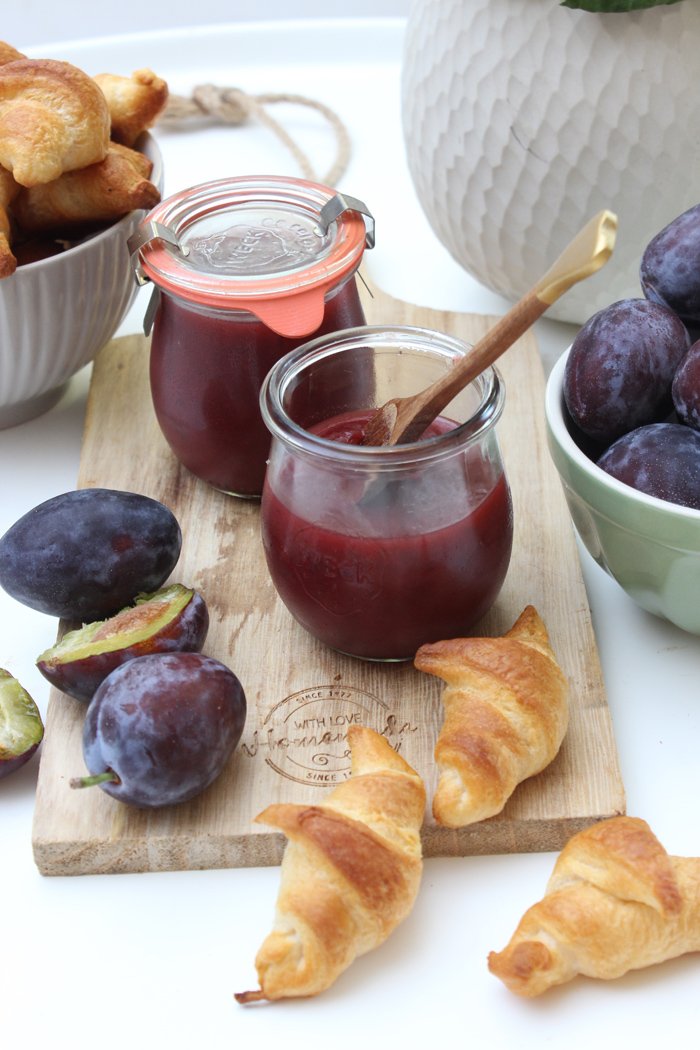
[129,175,371,337]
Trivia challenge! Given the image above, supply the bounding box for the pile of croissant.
[235,607,700,1005]
[0,40,168,277]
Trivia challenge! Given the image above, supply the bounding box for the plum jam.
[260,326,513,661]
[149,277,365,496]
[129,176,371,497]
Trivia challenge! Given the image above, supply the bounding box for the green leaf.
[561,0,684,11]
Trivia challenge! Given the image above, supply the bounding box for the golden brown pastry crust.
[108,140,154,179]
[94,68,168,146]
[488,816,700,996]
[12,142,160,233]
[415,606,569,827]
[235,725,426,1003]
[0,166,18,276]
[0,58,110,186]
[0,42,25,66]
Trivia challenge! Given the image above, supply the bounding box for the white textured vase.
[401,0,700,324]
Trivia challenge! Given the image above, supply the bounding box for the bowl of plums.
[0,42,167,428]
[546,203,700,635]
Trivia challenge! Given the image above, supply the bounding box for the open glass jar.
[129,176,372,497]
[260,325,514,661]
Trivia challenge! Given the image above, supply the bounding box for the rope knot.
[160,84,351,186]
[191,84,251,125]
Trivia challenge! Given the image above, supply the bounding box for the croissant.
[94,69,168,146]
[0,59,110,186]
[0,166,18,276]
[0,42,25,66]
[235,725,426,1003]
[488,816,700,996]
[12,143,160,233]
[415,605,569,827]
[108,140,154,179]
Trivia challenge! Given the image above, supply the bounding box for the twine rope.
[160,85,352,187]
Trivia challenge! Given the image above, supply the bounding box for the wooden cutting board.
[32,283,625,876]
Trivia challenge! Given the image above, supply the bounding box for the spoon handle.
[364,209,618,446]
[385,288,548,443]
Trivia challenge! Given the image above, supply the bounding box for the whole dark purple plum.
[563,299,689,445]
[672,340,700,432]
[74,652,247,807]
[640,203,700,324]
[597,422,700,510]
[0,489,181,622]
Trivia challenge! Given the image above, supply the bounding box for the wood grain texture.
[31,283,625,876]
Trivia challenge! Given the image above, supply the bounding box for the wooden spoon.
[361,209,618,447]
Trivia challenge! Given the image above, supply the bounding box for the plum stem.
[69,770,120,789]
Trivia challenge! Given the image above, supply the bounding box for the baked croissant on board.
[0,42,25,66]
[488,816,700,996]
[235,725,426,1003]
[415,605,569,827]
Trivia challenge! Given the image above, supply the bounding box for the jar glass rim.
[260,324,506,469]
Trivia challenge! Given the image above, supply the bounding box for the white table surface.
[3,13,700,1049]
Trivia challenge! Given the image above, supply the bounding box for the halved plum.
[36,583,209,702]
[0,668,44,780]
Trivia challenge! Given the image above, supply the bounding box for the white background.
[7,0,411,49]
[3,5,700,1050]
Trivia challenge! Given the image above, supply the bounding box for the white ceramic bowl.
[0,133,163,429]
[545,348,700,635]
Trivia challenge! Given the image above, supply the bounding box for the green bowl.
[545,349,700,635]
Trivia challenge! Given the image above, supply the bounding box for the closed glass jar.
[130,175,370,497]
[260,325,514,661]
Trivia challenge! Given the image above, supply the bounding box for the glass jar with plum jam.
[129,176,372,497]
[259,325,514,661]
